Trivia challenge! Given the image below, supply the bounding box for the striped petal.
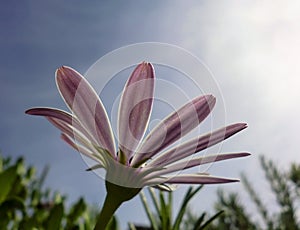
[46,117,102,156]
[131,95,216,166]
[152,184,178,192]
[26,108,107,165]
[56,66,116,156]
[118,62,154,161]
[149,123,247,167]
[26,108,75,125]
[164,174,239,184]
[148,152,250,177]
[25,108,97,144]
[61,133,105,165]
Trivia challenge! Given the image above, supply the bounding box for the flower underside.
[26,62,250,190]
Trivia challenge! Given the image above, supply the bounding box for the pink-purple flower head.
[26,62,249,190]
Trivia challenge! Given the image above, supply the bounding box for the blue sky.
[1,0,300,227]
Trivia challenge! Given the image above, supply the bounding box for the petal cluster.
[26,62,249,189]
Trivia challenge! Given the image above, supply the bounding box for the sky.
[1,0,300,227]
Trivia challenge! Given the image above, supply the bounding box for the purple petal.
[164,174,239,184]
[152,152,250,176]
[47,117,100,153]
[60,133,103,164]
[149,123,247,167]
[118,62,154,161]
[26,108,74,124]
[56,66,116,156]
[26,108,108,163]
[46,117,76,139]
[131,95,216,166]
[25,108,97,144]
[152,184,177,191]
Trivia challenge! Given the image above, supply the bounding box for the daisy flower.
[26,62,249,228]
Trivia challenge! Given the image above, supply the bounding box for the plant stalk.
[94,181,141,230]
[94,191,123,230]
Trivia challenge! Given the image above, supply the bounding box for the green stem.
[94,181,141,230]
[94,191,123,230]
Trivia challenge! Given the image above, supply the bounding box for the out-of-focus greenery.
[207,155,300,230]
[3,153,299,230]
[0,154,100,230]
[130,186,223,230]
[135,155,300,230]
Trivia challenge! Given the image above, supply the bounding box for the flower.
[26,62,249,228]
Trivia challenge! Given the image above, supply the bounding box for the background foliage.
[0,154,98,230]
[207,156,300,230]
[135,156,300,230]
[1,154,299,229]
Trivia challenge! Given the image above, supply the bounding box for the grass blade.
[139,191,159,230]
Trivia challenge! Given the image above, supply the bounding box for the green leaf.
[16,157,26,175]
[0,197,25,229]
[0,214,9,230]
[159,191,170,229]
[20,217,40,230]
[128,222,137,230]
[173,186,203,230]
[139,191,159,230]
[0,155,3,172]
[192,212,206,230]
[66,197,87,227]
[148,187,160,215]
[106,215,119,230]
[26,166,36,180]
[45,203,64,230]
[0,166,18,204]
[167,191,172,224]
[0,196,25,212]
[10,175,27,199]
[198,210,224,230]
